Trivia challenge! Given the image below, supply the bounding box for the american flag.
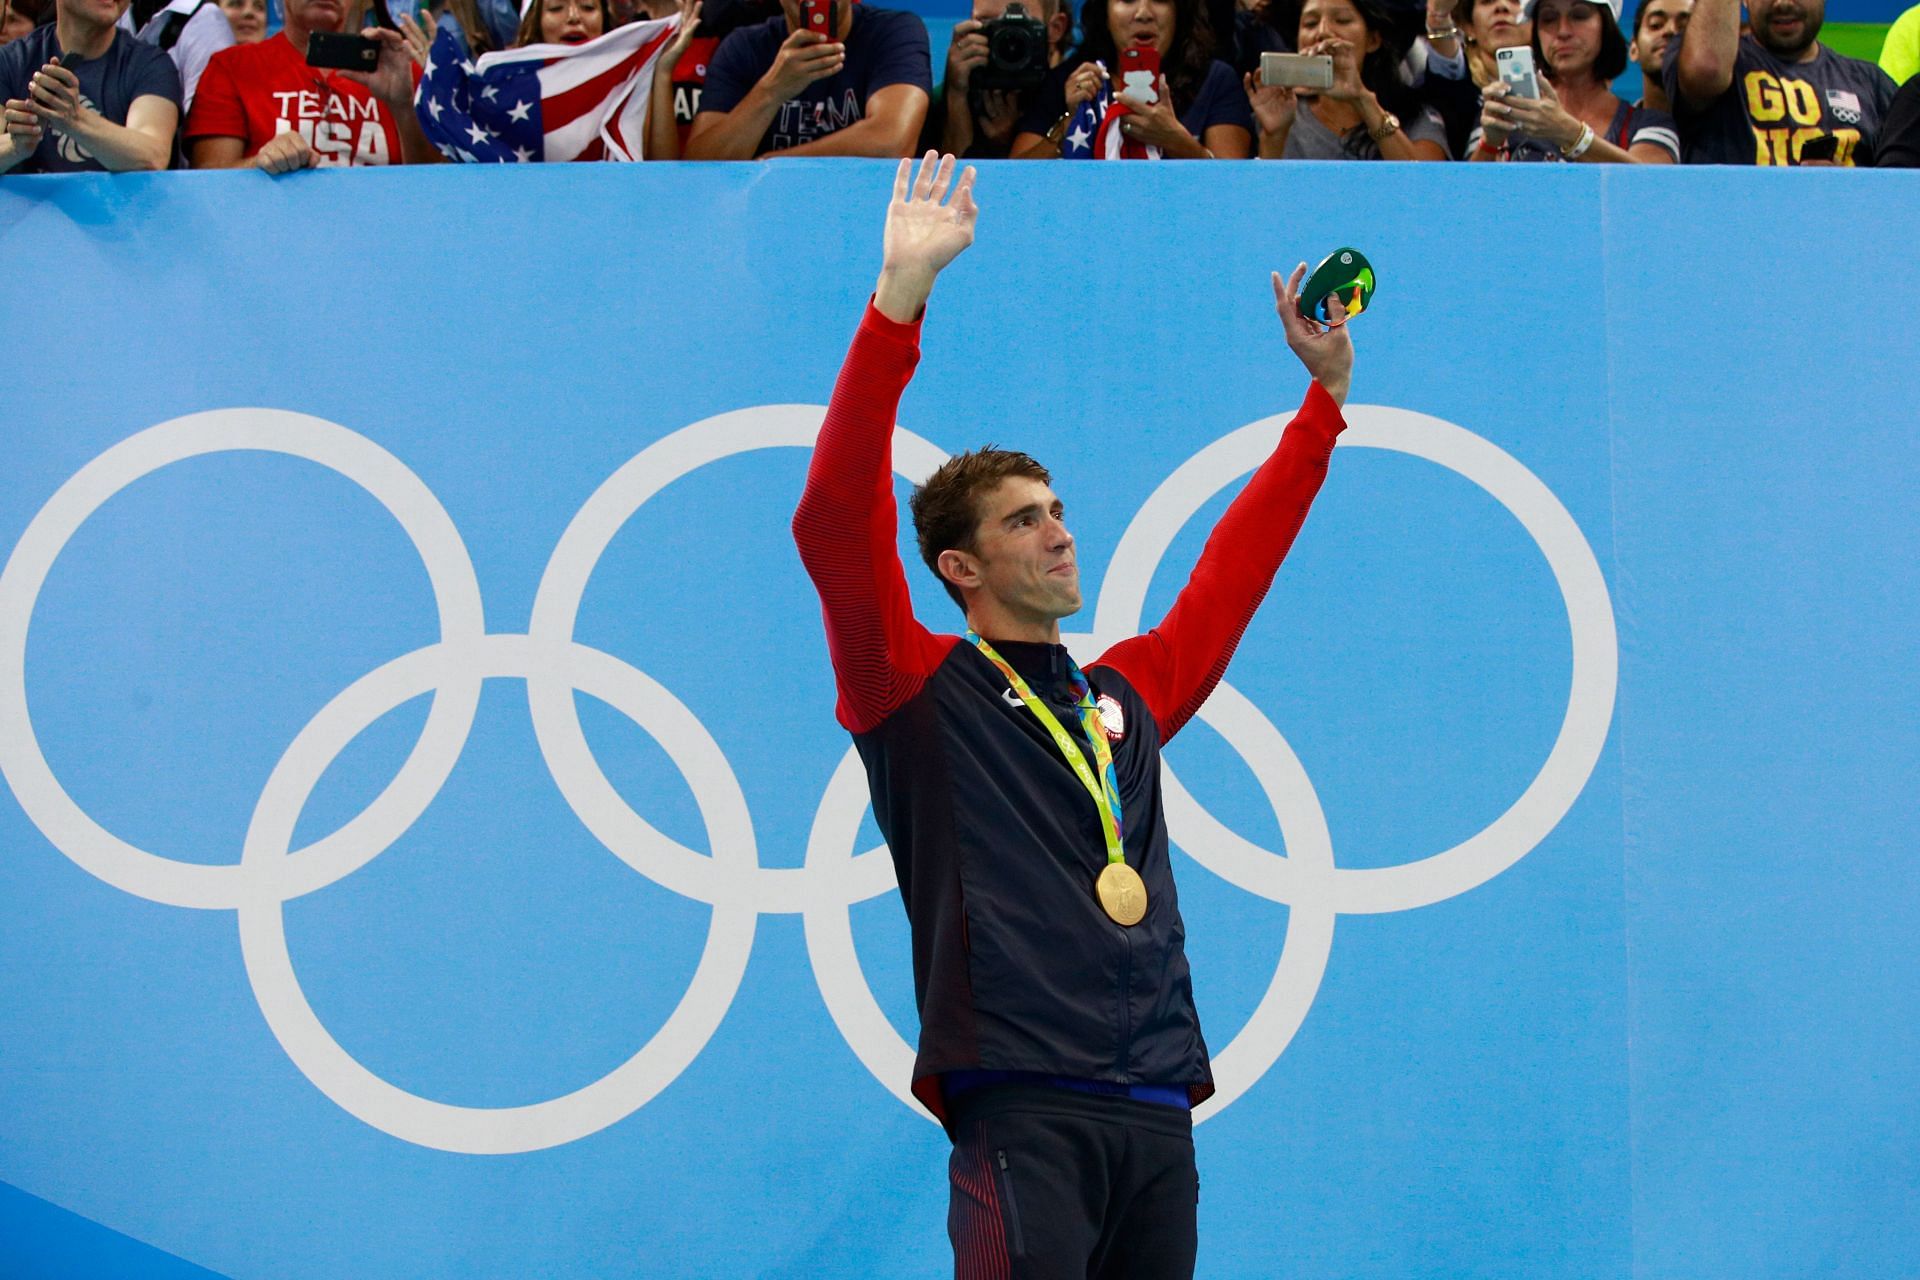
[1060,61,1160,161]
[414,16,680,163]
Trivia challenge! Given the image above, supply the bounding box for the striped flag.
[414,16,679,163]
[1060,62,1160,161]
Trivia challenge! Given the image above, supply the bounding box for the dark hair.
[910,449,1053,608]
[1264,0,1421,121]
[1078,0,1218,120]
[515,0,615,46]
[1531,0,1628,81]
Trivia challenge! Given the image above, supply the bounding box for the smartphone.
[306,31,380,70]
[1259,51,1334,90]
[1117,44,1160,104]
[797,0,836,40]
[1495,45,1540,98]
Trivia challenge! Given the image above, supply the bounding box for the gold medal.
[1096,862,1148,927]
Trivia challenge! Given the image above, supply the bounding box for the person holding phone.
[1010,0,1250,157]
[685,0,930,156]
[795,151,1354,1280]
[183,0,437,169]
[1474,0,1678,161]
[1246,0,1449,158]
[1,0,182,174]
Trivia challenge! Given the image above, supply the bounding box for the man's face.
[283,0,346,34]
[952,476,1082,624]
[1747,0,1821,56]
[56,0,130,29]
[1630,0,1690,74]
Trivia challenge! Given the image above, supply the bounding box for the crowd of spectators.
[3,0,1917,170]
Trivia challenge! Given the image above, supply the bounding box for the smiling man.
[793,153,1352,1280]
[1665,0,1894,162]
[184,0,437,170]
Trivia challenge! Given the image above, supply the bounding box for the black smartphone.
[306,30,380,69]
[1798,134,1840,163]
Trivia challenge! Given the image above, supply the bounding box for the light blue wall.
[0,162,1915,1279]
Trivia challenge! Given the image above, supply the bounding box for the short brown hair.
[910,448,1052,609]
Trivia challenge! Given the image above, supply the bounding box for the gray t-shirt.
[1281,98,1448,159]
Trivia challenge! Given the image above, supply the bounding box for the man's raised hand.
[1273,261,1353,406]
[875,151,977,324]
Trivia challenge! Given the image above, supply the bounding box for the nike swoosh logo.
[1002,688,1024,709]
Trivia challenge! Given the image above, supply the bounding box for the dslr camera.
[971,2,1050,94]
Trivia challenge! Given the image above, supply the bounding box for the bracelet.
[1425,24,1459,39]
[1044,111,1072,148]
[1564,122,1597,159]
[1474,137,1502,158]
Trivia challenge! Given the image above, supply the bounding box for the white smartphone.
[1259,52,1335,91]
[1495,45,1540,98]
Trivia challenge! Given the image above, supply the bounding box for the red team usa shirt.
[186,32,420,166]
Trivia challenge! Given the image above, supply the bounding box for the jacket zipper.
[995,1149,1026,1257]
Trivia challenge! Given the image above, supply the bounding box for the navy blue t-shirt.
[698,5,931,154]
[0,25,182,173]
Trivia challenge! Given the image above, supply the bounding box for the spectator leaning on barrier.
[1009,0,1253,158]
[185,0,435,170]
[684,0,930,157]
[1664,0,1893,163]
[1247,0,1448,158]
[1628,0,1688,110]
[1475,0,1677,160]
[218,0,265,40]
[120,0,233,110]
[0,0,181,173]
[1879,0,1917,84]
[923,0,1071,158]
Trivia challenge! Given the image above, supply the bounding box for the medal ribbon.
[967,632,1126,866]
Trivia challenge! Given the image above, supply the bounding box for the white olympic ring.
[0,401,1615,1151]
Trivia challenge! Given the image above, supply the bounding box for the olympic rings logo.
[0,404,1616,1156]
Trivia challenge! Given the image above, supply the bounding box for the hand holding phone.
[1117,44,1160,104]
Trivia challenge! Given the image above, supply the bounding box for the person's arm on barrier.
[685,27,844,158]
[1093,264,1350,744]
[792,152,977,732]
[25,58,178,171]
[766,82,928,156]
[1671,0,1738,111]
[646,0,702,159]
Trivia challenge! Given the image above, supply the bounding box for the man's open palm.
[882,151,978,279]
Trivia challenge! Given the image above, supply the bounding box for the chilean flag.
[415,16,679,163]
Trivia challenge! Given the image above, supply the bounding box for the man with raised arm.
[793,152,1353,1280]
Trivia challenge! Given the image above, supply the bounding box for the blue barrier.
[1,161,1916,1279]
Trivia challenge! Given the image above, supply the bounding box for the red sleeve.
[1093,380,1345,743]
[183,44,245,142]
[792,301,957,733]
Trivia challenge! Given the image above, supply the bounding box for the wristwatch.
[1045,112,1073,149]
[1368,111,1400,143]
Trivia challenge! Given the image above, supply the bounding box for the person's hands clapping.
[2,96,44,160]
[1116,73,1193,152]
[1243,70,1299,137]
[765,26,844,99]
[255,127,315,174]
[875,150,978,321]
[1273,261,1353,405]
[27,58,87,130]
[341,28,421,108]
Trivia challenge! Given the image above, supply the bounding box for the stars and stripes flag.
[1059,62,1161,161]
[414,16,679,163]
